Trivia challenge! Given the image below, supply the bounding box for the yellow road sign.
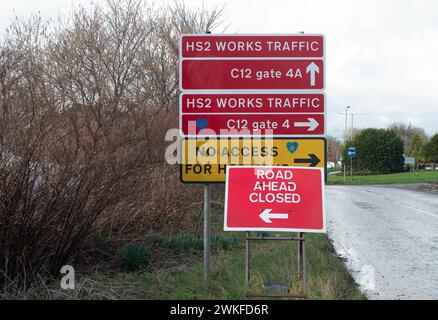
[181,138,326,183]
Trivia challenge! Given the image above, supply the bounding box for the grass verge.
[45,233,364,300]
[328,170,438,185]
[7,194,364,300]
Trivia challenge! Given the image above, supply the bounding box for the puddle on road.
[328,235,380,299]
[353,201,377,211]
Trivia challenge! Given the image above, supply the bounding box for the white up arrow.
[294,118,319,131]
[259,209,289,224]
[306,62,320,87]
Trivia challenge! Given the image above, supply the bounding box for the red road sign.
[181,93,325,113]
[181,114,325,137]
[181,35,324,58]
[224,166,325,232]
[181,59,324,90]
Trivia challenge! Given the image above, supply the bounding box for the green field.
[328,170,438,185]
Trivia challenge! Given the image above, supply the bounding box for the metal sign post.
[298,232,307,293]
[203,184,211,282]
[203,30,212,283]
[348,147,356,181]
[350,157,353,181]
[245,231,251,291]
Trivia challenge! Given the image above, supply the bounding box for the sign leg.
[245,231,251,294]
[302,233,307,296]
[298,232,303,278]
[204,184,211,282]
[298,232,307,296]
[350,157,353,181]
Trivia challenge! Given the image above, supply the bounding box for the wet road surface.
[326,185,438,299]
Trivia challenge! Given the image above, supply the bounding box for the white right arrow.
[294,118,319,131]
[259,209,289,224]
[306,62,320,87]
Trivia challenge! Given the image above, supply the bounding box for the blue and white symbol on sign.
[348,147,357,158]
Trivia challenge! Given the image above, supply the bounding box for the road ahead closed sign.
[181,138,326,183]
[224,166,325,233]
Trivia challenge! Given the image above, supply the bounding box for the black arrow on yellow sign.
[294,154,321,167]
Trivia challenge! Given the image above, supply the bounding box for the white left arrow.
[306,62,320,87]
[259,209,289,224]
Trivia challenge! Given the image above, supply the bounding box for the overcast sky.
[1,0,437,138]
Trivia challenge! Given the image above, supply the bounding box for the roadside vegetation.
[328,125,438,186]
[0,0,222,295]
[102,233,364,300]
[328,170,438,185]
[342,129,405,174]
[1,195,364,300]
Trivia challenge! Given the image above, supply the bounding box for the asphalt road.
[326,185,438,300]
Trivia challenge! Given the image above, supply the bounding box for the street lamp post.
[350,113,365,140]
[341,106,350,182]
[345,106,350,141]
[337,105,351,142]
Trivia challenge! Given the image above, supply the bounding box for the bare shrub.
[0,0,224,288]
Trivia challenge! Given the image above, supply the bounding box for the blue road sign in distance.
[348,147,356,158]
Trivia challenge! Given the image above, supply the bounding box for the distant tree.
[423,134,438,162]
[351,128,363,140]
[326,135,342,163]
[408,133,425,160]
[342,128,404,174]
[389,122,428,153]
